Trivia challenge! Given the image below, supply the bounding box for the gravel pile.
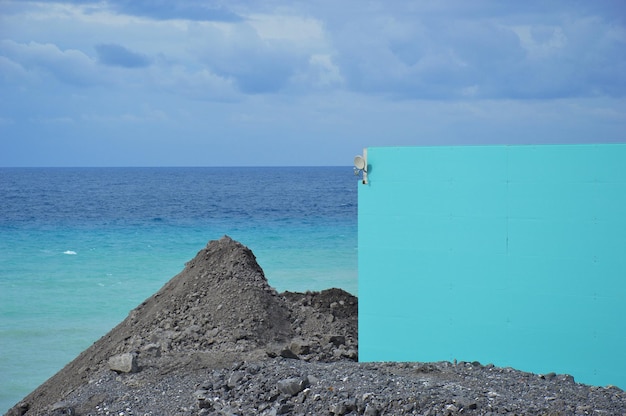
[7,236,625,416]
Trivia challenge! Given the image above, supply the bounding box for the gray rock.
[279,347,300,360]
[50,401,75,415]
[363,404,380,416]
[108,353,138,373]
[330,402,348,415]
[193,389,209,400]
[5,401,29,416]
[306,374,319,385]
[276,403,294,414]
[454,396,478,410]
[197,397,213,410]
[140,342,161,357]
[327,335,345,346]
[227,371,246,388]
[277,377,309,396]
[290,338,311,355]
[330,399,356,415]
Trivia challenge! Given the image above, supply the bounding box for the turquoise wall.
[358,144,626,388]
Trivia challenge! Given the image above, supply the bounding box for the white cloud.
[30,116,75,124]
[247,14,326,44]
[305,54,344,87]
[511,25,568,59]
[80,108,169,124]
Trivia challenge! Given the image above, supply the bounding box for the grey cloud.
[0,40,99,86]
[95,44,150,68]
[197,27,308,94]
[41,0,243,21]
[215,51,300,94]
[4,0,625,101]
[328,9,626,100]
[108,0,242,22]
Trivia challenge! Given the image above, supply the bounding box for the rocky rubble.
[7,236,626,415]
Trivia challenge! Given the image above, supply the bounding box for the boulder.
[108,353,137,373]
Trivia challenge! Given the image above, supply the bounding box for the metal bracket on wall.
[354,148,368,184]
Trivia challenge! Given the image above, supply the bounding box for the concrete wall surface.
[358,144,626,388]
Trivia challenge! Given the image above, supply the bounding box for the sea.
[0,167,358,413]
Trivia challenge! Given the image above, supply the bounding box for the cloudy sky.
[1,1,625,166]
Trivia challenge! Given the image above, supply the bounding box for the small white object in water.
[63,250,77,255]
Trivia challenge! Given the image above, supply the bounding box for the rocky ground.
[7,236,626,416]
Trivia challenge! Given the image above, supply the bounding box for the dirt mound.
[9,236,357,416]
[122,235,293,352]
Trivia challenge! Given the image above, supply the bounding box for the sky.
[1,0,625,167]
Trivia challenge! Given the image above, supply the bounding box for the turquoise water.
[0,167,357,412]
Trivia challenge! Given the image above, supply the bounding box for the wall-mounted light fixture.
[354,149,368,184]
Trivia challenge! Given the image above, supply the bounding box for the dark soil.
[7,236,626,416]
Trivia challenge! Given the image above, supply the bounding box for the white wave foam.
[63,250,77,255]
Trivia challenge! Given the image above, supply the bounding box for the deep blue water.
[0,167,358,412]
